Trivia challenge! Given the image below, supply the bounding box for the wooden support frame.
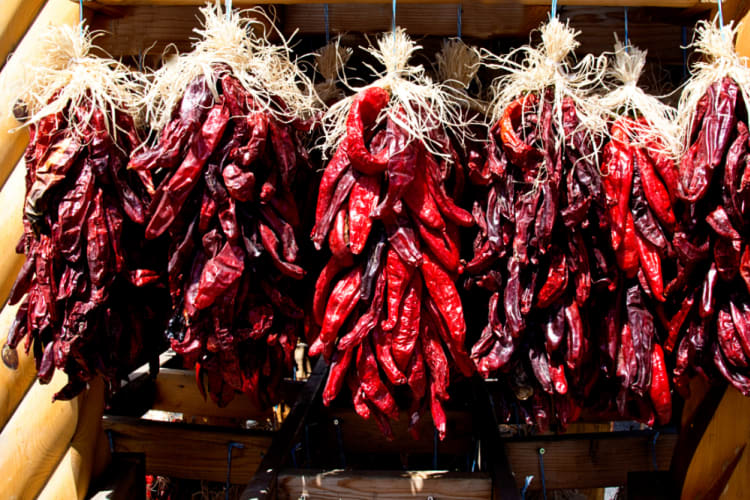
[277,469,492,499]
[102,415,274,484]
[240,358,328,500]
[81,0,715,7]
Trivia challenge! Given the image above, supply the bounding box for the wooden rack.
[0,1,744,498]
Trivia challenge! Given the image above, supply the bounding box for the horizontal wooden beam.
[322,408,677,490]
[102,415,273,484]
[152,368,273,420]
[506,430,678,490]
[325,407,475,456]
[277,470,492,499]
[82,0,714,8]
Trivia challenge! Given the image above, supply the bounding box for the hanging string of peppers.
[2,25,166,399]
[668,20,750,398]
[312,29,479,439]
[128,5,320,407]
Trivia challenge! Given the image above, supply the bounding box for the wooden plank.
[240,358,328,500]
[283,3,533,38]
[472,378,520,500]
[102,415,274,484]
[83,0,713,8]
[0,161,28,306]
[0,370,83,500]
[508,430,678,491]
[89,5,274,57]
[0,0,47,72]
[0,301,36,431]
[669,382,726,495]
[277,469,492,500]
[90,453,146,500]
[0,0,80,190]
[681,387,750,499]
[152,368,273,420]
[325,408,474,456]
[37,378,106,500]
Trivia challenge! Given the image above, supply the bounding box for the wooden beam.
[0,161,28,306]
[0,370,83,500]
[277,470,492,500]
[509,430,678,491]
[37,378,106,500]
[89,5,274,57]
[152,368,274,420]
[240,358,328,500]
[324,407,474,456]
[82,0,714,8]
[0,0,80,190]
[102,415,274,484]
[472,378,520,500]
[0,301,36,431]
[0,0,47,72]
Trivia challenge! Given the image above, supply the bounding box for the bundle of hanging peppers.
[666,75,750,398]
[130,69,312,407]
[126,6,318,407]
[3,26,166,399]
[592,118,678,425]
[467,87,619,429]
[312,30,476,439]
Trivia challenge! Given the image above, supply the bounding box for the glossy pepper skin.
[6,98,166,400]
[135,72,310,408]
[312,82,475,439]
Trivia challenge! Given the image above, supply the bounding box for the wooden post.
[0,301,36,431]
[0,160,27,305]
[0,0,80,189]
[0,0,47,68]
[241,358,328,500]
[0,370,83,500]
[37,378,106,500]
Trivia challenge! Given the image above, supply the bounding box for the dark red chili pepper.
[344,87,390,175]
[146,104,230,239]
[635,234,665,302]
[717,307,748,368]
[391,275,421,372]
[382,247,413,331]
[309,266,363,359]
[348,174,380,255]
[421,252,465,348]
[649,344,671,425]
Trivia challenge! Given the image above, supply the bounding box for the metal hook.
[457,4,462,40]
[624,6,630,52]
[550,0,558,19]
[226,0,233,20]
[226,441,244,500]
[79,0,84,34]
[538,448,548,500]
[392,0,397,40]
[333,418,346,468]
[324,4,330,44]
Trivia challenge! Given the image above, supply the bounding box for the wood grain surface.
[0,0,80,190]
[0,300,35,432]
[0,161,27,306]
[152,368,273,420]
[0,0,47,71]
[0,370,83,500]
[37,378,106,500]
[277,469,492,500]
[103,415,273,484]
